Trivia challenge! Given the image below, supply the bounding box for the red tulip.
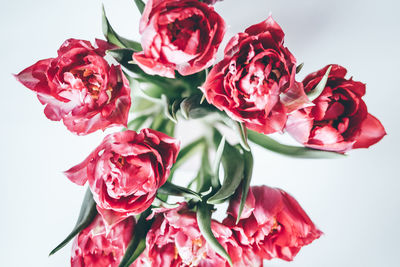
[201,17,309,134]
[64,129,180,226]
[133,203,263,267]
[15,39,131,135]
[286,65,386,152]
[133,0,226,78]
[71,215,135,267]
[224,186,322,261]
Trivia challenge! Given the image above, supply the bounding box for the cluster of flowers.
[15,0,385,266]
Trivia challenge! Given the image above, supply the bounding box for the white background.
[1,0,399,266]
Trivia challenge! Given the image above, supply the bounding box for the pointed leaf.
[149,112,165,131]
[200,94,206,104]
[211,136,225,189]
[208,143,245,204]
[102,6,142,50]
[161,95,177,123]
[296,63,304,74]
[247,130,345,158]
[180,97,190,120]
[107,49,148,77]
[107,49,181,95]
[162,119,176,137]
[49,188,97,256]
[134,0,145,14]
[119,209,153,267]
[138,82,165,99]
[307,65,332,101]
[197,202,233,267]
[158,181,202,201]
[126,115,148,131]
[180,95,212,119]
[196,146,213,193]
[157,137,205,201]
[237,149,253,224]
[154,196,180,209]
[106,48,135,63]
[235,122,250,151]
[171,137,206,173]
[132,96,155,113]
[171,99,182,121]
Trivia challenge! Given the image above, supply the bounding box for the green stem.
[247,130,345,159]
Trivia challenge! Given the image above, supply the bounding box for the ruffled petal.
[353,113,386,149]
[245,16,284,44]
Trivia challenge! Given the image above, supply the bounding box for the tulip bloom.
[286,65,386,152]
[201,17,309,134]
[71,215,135,267]
[224,186,322,261]
[65,129,180,226]
[133,0,226,78]
[15,39,131,135]
[134,204,263,267]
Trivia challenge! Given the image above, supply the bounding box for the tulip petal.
[280,80,312,113]
[353,113,386,149]
[245,16,285,44]
[14,58,52,94]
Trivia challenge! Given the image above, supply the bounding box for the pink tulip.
[15,39,131,135]
[134,203,263,267]
[224,186,322,261]
[201,17,309,134]
[286,64,386,152]
[71,215,135,267]
[133,0,226,78]
[65,129,180,226]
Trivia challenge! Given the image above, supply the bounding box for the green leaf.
[235,122,250,151]
[148,112,175,137]
[247,130,345,158]
[108,49,167,90]
[162,119,176,137]
[158,181,202,201]
[307,65,332,101]
[134,0,146,13]
[159,137,205,202]
[200,94,206,104]
[126,115,148,131]
[138,82,165,99]
[119,209,153,267]
[102,5,142,50]
[196,146,213,193]
[155,196,180,209]
[49,188,97,256]
[180,95,212,119]
[211,136,225,189]
[171,99,182,121]
[149,112,165,131]
[196,202,233,267]
[296,63,304,74]
[161,95,177,123]
[107,49,182,96]
[237,149,253,224]
[207,143,245,205]
[106,48,136,63]
[107,49,147,77]
[171,137,205,174]
[132,96,156,113]
[106,48,192,99]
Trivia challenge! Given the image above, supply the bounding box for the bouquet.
[15,0,386,266]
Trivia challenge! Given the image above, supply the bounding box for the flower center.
[269,218,281,235]
[69,68,111,101]
[167,15,202,49]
